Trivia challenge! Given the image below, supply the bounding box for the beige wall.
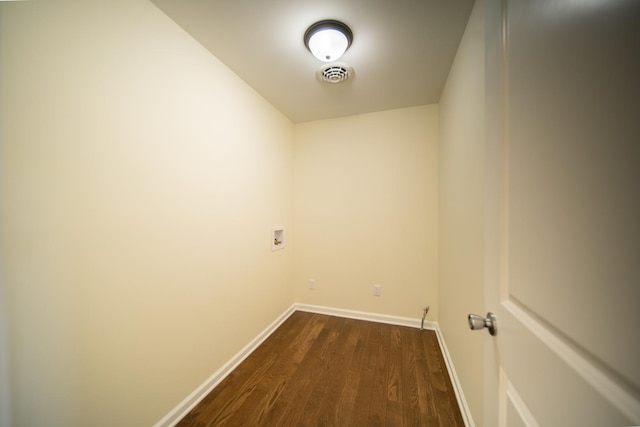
[438,1,485,425]
[293,106,439,320]
[0,1,294,426]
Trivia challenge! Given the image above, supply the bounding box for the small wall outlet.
[308,279,316,290]
[373,284,381,296]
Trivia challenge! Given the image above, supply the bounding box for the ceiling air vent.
[317,64,353,84]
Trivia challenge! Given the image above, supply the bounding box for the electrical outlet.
[373,284,381,296]
[309,279,316,290]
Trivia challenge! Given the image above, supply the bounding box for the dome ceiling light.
[304,20,353,63]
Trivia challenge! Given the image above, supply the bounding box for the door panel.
[506,399,530,427]
[485,0,640,425]
[502,303,630,426]
[505,378,538,427]
[506,0,640,390]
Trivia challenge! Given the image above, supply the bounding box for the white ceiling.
[151,0,475,123]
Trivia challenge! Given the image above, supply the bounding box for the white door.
[483,0,640,426]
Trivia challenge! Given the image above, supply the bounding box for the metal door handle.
[468,312,497,336]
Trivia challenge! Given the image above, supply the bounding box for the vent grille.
[318,65,353,84]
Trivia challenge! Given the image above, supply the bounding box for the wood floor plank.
[387,325,403,402]
[188,349,279,426]
[385,400,404,427]
[348,320,376,425]
[423,331,465,427]
[306,318,359,426]
[367,322,391,426]
[176,311,465,427]
[294,316,347,425]
[177,311,319,426]
[333,318,366,424]
[248,313,331,425]
[399,326,421,426]
[413,329,440,424]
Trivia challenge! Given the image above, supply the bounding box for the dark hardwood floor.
[177,311,465,426]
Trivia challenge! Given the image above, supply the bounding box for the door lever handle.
[468,312,497,336]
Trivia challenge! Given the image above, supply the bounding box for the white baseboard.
[433,324,475,427]
[154,303,473,427]
[153,304,297,427]
[294,303,436,330]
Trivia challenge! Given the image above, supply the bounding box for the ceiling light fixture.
[304,20,353,63]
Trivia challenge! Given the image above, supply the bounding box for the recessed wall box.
[272,226,285,251]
